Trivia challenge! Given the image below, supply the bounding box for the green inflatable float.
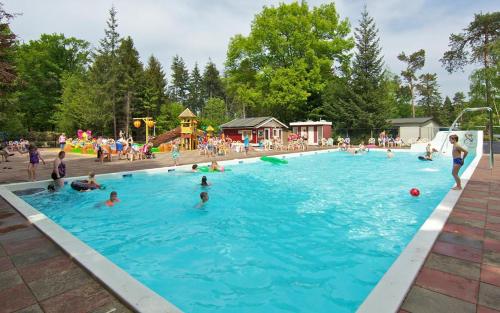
[260,156,288,164]
[198,166,231,172]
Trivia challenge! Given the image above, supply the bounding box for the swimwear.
[52,162,66,180]
[29,151,39,164]
[453,158,463,166]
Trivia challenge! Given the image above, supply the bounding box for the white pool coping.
[356,131,484,313]
[0,143,482,313]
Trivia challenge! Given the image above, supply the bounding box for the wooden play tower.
[179,108,198,150]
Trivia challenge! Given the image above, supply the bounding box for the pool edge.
[355,131,484,313]
[0,186,183,313]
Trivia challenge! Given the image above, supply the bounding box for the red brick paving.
[401,155,500,313]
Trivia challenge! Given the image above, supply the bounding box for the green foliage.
[169,55,189,104]
[351,6,389,130]
[15,33,90,131]
[143,55,167,117]
[416,73,442,122]
[398,49,425,118]
[441,12,500,123]
[202,60,224,100]
[225,1,353,123]
[202,97,228,129]
[187,63,203,114]
[156,102,184,132]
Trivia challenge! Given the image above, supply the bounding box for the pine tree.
[416,73,442,122]
[169,55,189,104]
[351,6,387,130]
[203,60,224,100]
[187,63,204,114]
[143,55,167,118]
[94,6,121,138]
[398,49,425,118]
[442,96,454,126]
[117,36,143,137]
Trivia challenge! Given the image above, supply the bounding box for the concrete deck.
[400,155,500,313]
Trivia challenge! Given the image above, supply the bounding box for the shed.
[220,117,288,144]
[289,120,332,145]
[389,117,440,143]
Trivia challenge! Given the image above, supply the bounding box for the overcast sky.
[5,0,498,99]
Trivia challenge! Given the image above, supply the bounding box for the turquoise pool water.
[21,151,473,313]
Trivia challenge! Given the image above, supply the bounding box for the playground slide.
[410,130,482,157]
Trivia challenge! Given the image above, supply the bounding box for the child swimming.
[195,192,209,208]
[192,164,198,172]
[87,172,101,189]
[201,176,211,186]
[105,191,120,207]
[387,149,394,159]
[27,144,45,181]
[449,134,468,190]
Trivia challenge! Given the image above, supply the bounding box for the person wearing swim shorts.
[449,134,468,190]
[51,151,66,188]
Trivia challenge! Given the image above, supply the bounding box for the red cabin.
[220,117,288,145]
[289,120,332,145]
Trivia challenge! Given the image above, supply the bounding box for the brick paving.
[400,154,500,313]
[2,148,498,313]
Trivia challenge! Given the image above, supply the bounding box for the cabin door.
[308,126,314,144]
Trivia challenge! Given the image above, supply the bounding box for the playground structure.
[179,108,198,150]
[206,125,214,137]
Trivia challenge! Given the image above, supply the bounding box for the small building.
[290,120,332,145]
[220,117,288,144]
[389,117,440,143]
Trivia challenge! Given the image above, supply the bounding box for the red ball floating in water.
[410,188,420,197]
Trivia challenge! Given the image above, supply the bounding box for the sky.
[4,0,498,99]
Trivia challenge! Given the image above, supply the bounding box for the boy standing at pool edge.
[449,134,468,190]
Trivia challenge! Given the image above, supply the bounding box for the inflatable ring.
[71,180,98,192]
[198,166,231,172]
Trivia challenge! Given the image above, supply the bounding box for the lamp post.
[133,117,155,143]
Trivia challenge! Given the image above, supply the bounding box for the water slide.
[410,130,482,157]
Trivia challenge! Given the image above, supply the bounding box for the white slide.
[410,131,482,157]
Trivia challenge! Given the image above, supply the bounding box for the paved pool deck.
[1,149,498,313]
[400,154,500,313]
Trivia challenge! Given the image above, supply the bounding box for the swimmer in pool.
[387,149,394,158]
[191,164,198,172]
[201,176,211,186]
[105,191,120,207]
[195,192,209,208]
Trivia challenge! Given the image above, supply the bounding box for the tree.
[143,55,167,118]
[442,96,454,126]
[0,3,22,136]
[117,36,143,137]
[187,63,204,114]
[202,60,224,100]
[202,97,228,128]
[15,34,90,131]
[441,12,500,122]
[416,73,442,122]
[156,102,184,132]
[169,55,189,104]
[93,6,121,138]
[398,49,425,118]
[351,5,388,130]
[225,2,353,123]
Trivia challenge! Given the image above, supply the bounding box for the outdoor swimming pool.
[21,150,474,313]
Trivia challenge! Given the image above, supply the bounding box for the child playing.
[449,134,468,190]
[27,145,45,181]
[195,192,209,208]
[105,191,120,207]
[191,164,198,172]
[172,142,180,166]
[386,149,394,159]
[201,176,211,186]
[87,172,101,189]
